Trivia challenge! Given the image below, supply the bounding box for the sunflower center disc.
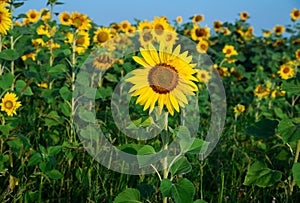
[97,32,109,43]
[148,64,178,94]
[283,67,290,74]
[5,101,13,109]
[196,28,205,37]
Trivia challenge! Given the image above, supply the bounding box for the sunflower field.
[0,0,300,202]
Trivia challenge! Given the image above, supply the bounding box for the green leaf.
[0,49,19,61]
[193,200,208,203]
[105,73,118,82]
[27,151,42,167]
[160,179,172,197]
[187,138,209,154]
[80,125,99,141]
[170,157,192,176]
[282,78,300,95]
[245,119,278,139]
[44,111,64,127]
[277,119,300,143]
[113,188,141,203]
[15,80,33,96]
[46,169,63,180]
[137,145,165,167]
[0,73,14,90]
[78,108,95,123]
[171,178,195,203]
[118,144,144,155]
[59,86,72,100]
[47,146,62,156]
[244,161,282,187]
[292,163,300,187]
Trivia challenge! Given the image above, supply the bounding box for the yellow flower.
[213,21,222,32]
[291,8,300,21]
[254,85,270,99]
[273,25,285,35]
[233,104,245,114]
[126,43,198,116]
[32,38,45,48]
[196,40,209,53]
[59,11,72,26]
[152,16,173,41]
[277,64,295,80]
[93,54,116,70]
[13,21,22,27]
[37,83,48,89]
[67,31,90,54]
[192,14,204,23]
[196,69,211,83]
[36,24,55,38]
[222,45,238,57]
[71,12,91,30]
[120,20,131,33]
[222,28,231,35]
[0,5,11,35]
[190,25,210,41]
[21,53,36,61]
[0,0,10,7]
[137,20,153,31]
[40,8,51,22]
[240,12,249,21]
[218,67,230,77]
[139,30,154,47]
[0,92,22,116]
[263,30,271,38]
[93,27,111,44]
[26,9,40,23]
[295,49,300,60]
[176,16,182,24]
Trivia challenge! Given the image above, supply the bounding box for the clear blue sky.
[16,0,299,35]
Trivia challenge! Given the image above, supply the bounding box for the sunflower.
[263,30,271,37]
[192,14,204,23]
[93,54,115,70]
[213,21,222,32]
[291,8,300,21]
[196,69,211,83]
[71,12,92,30]
[36,24,55,38]
[13,21,22,27]
[233,104,245,114]
[152,16,172,40]
[139,30,154,47]
[222,28,231,35]
[40,8,51,22]
[273,25,285,35]
[75,31,90,54]
[26,9,40,23]
[240,12,249,21]
[190,25,210,41]
[196,40,209,53]
[126,43,198,116]
[137,20,153,31]
[176,16,182,24]
[295,49,300,60]
[277,64,295,80]
[222,45,238,57]
[254,85,270,99]
[0,0,10,6]
[127,25,136,37]
[32,38,45,48]
[0,92,22,116]
[218,67,230,77]
[21,53,36,61]
[93,27,111,44]
[120,20,131,32]
[0,6,11,35]
[59,11,72,26]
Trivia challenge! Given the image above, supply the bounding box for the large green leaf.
[15,79,33,96]
[244,161,282,187]
[292,163,300,187]
[160,179,172,197]
[0,72,14,90]
[170,156,192,177]
[46,169,63,180]
[113,188,141,203]
[282,78,300,95]
[171,178,195,203]
[277,119,300,143]
[245,119,278,139]
[0,49,19,61]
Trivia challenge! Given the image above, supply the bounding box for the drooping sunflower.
[126,43,198,115]
[93,54,116,71]
[196,40,209,53]
[192,14,204,24]
[240,12,249,21]
[273,25,285,35]
[71,12,91,30]
[222,45,238,57]
[59,11,72,26]
[196,69,211,83]
[93,27,111,45]
[0,5,11,35]
[291,8,300,21]
[277,64,295,80]
[213,21,222,32]
[0,92,22,116]
[26,9,40,23]
[295,49,300,60]
[190,25,210,41]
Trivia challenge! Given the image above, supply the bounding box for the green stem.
[163,112,169,203]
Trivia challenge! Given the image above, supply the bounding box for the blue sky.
[16,0,299,34]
